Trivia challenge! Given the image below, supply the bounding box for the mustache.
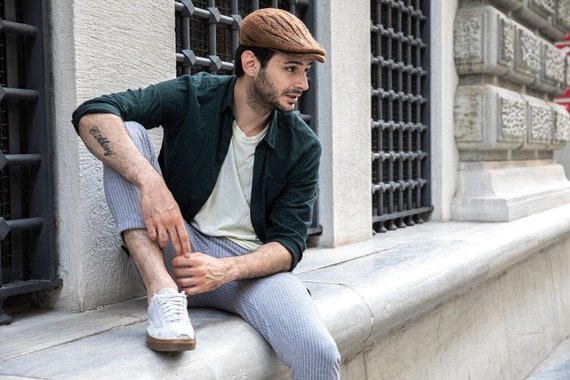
[284,90,303,97]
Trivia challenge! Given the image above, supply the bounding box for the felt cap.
[239,8,326,63]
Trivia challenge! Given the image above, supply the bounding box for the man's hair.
[234,45,276,77]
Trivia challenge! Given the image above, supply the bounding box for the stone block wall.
[451,0,570,222]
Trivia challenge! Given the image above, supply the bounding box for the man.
[72,8,340,379]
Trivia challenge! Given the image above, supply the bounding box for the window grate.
[371,0,431,233]
[0,0,61,325]
[174,0,322,235]
[175,1,302,76]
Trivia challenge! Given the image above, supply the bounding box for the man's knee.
[287,332,340,379]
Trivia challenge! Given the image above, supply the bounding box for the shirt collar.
[223,75,237,111]
[263,112,278,149]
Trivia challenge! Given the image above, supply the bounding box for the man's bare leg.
[123,228,178,303]
[123,228,195,351]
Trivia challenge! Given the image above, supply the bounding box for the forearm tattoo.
[88,126,113,157]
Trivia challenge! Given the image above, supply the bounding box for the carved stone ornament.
[454,86,485,143]
[527,98,553,146]
[558,0,570,30]
[454,11,484,70]
[529,0,555,16]
[516,28,541,77]
[566,56,570,89]
[455,85,527,151]
[532,43,567,93]
[514,0,552,30]
[553,103,570,144]
[500,18,516,65]
[455,7,510,76]
[544,44,565,83]
[499,96,527,142]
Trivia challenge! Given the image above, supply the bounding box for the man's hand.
[172,253,231,295]
[139,174,191,256]
[171,241,292,296]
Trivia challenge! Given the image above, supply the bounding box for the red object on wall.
[555,31,570,112]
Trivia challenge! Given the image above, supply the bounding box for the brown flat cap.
[239,8,327,63]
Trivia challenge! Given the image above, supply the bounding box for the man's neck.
[233,76,271,137]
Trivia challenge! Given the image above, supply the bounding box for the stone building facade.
[18,0,570,378]
[453,0,570,222]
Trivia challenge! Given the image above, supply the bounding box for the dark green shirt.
[72,72,322,269]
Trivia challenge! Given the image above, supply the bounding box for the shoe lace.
[157,292,188,323]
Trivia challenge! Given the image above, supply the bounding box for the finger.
[168,226,183,256]
[172,266,199,292]
[176,224,191,255]
[173,273,192,285]
[172,255,189,268]
[156,225,169,250]
[144,220,158,242]
[180,282,205,296]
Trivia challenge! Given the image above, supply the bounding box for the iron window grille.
[174,0,322,235]
[371,0,432,233]
[0,0,60,325]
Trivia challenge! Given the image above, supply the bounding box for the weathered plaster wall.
[50,0,174,311]
[313,0,372,247]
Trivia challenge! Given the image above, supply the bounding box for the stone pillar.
[50,0,174,311]
[313,0,372,246]
[451,1,570,222]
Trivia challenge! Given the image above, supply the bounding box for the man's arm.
[77,113,191,255]
[172,241,291,295]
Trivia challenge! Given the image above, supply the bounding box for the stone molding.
[452,3,570,222]
[454,6,569,94]
[454,84,570,152]
[451,159,570,221]
[490,0,570,40]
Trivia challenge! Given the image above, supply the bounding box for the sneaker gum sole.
[146,333,197,352]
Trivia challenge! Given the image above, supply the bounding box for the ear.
[240,50,259,77]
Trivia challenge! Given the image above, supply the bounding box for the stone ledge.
[299,203,570,361]
[451,160,570,221]
[3,204,570,378]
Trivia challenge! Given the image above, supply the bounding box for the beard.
[247,68,301,115]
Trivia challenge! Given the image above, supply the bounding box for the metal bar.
[0,216,43,241]
[3,0,24,288]
[371,0,429,233]
[0,86,39,101]
[0,153,42,169]
[0,19,37,37]
[176,52,235,72]
[0,278,62,298]
[231,0,239,61]
[372,206,432,223]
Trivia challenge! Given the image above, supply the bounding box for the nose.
[296,72,309,92]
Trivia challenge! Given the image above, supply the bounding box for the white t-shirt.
[191,121,267,251]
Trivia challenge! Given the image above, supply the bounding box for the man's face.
[248,53,313,114]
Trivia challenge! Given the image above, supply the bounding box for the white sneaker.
[146,287,196,352]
